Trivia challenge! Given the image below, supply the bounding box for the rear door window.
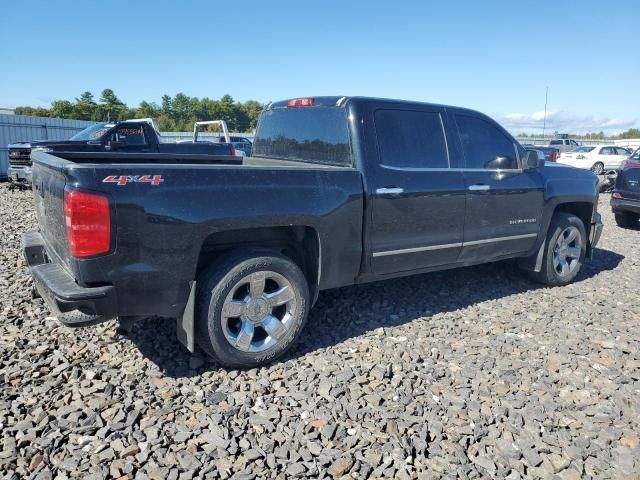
[374,109,449,169]
[455,114,518,169]
[253,107,351,165]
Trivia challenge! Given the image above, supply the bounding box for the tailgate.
[31,154,73,271]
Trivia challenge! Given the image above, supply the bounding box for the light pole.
[542,87,548,139]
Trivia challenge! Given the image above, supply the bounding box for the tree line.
[15,89,264,133]
[517,129,640,140]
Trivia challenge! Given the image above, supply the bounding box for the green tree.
[13,90,264,132]
[135,101,161,119]
[99,88,126,121]
[160,94,173,117]
[15,106,50,117]
[73,91,98,120]
[50,100,74,118]
[239,100,263,131]
[617,128,640,139]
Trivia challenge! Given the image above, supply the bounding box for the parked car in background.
[558,145,632,174]
[23,95,603,368]
[529,145,559,162]
[549,138,580,153]
[611,148,640,228]
[7,119,239,188]
[229,136,253,157]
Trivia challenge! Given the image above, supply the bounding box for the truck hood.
[543,160,598,184]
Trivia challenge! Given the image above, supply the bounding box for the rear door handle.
[376,187,404,195]
[468,184,490,191]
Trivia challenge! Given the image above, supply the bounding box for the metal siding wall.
[0,114,97,179]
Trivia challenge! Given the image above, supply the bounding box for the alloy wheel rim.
[552,226,582,278]
[221,271,296,353]
[591,163,604,175]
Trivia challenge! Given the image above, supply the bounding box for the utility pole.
[542,87,548,139]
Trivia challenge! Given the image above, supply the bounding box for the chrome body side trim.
[372,233,538,257]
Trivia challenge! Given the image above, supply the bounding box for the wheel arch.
[519,199,596,272]
[195,225,321,304]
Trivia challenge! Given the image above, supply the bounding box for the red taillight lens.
[230,146,236,156]
[551,151,558,162]
[612,192,622,199]
[621,159,640,169]
[287,98,314,107]
[64,186,111,258]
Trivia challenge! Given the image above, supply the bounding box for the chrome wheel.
[591,163,604,175]
[221,271,297,353]
[552,226,582,278]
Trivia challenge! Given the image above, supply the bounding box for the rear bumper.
[22,231,117,327]
[611,196,640,215]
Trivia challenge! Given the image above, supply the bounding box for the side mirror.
[525,150,545,170]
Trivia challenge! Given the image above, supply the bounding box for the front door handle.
[468,184,490,191]
[376,187,404,195]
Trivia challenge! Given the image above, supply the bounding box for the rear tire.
[195,251,309,368]
[527,213,586,286]
[591,162,604,175]
[615,211,638,228]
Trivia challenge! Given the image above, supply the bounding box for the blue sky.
[1,0,638,133]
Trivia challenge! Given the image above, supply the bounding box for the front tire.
[195,251,309,368]
[615,211,638,228]
[528,213,586,286]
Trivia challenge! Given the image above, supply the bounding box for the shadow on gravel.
[125,247,624,377]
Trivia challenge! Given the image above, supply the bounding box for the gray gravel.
[1,187,639,479]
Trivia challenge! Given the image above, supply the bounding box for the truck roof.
[266,96,482,117]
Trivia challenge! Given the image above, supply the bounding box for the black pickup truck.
[23,96,603,368]
[7,120,236,188]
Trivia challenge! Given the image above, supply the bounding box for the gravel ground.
[1,187,638,480]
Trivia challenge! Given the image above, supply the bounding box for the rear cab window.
[253,104,352,166]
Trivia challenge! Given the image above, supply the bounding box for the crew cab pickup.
[548,138,581,153]
[23,96,603,368]
[7,119,237,187]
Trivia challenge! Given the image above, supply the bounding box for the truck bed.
[30,150,364,320]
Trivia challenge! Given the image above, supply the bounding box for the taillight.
[230,146,236,156]
[64,186,111,258]
[287,98,314,107]
[621,159,640,169]
[551,151,558,162]
[612,192,622,199]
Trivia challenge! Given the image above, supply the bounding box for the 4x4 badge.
[102,175,164,186]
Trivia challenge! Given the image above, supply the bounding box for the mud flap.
[517,238,546,273]
[176,281,196,352]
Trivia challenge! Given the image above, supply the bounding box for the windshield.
[253,107,352,165]
[69,123,114,141]
[574,146,595,153]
